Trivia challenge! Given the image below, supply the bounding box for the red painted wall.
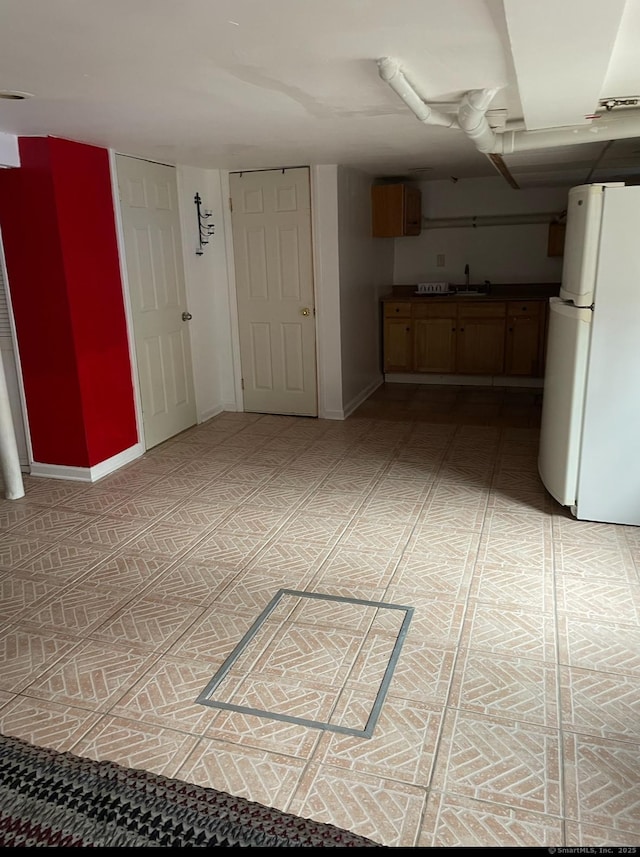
[0,136,138,468]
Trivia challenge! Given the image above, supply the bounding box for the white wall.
[394,176,569,286]
[337,165,394,415]
[177,166,237,421]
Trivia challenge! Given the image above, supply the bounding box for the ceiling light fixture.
[0,90,33,100]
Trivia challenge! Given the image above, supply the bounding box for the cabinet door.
[383,318,412,371]
[403,186,422,236]
[506,315,543,375]
[456,317,506,374]
[414,317,456,372]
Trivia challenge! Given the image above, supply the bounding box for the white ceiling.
[1,0,639,187]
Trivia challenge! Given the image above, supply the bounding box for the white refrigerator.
[538,181,640,526]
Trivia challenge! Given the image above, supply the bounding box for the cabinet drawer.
[412,301,457,319]
[456,301,506,318]
[384,301,412,318]
[507,300,543,317]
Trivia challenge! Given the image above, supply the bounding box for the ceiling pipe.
[377,56,640,184]
[377,58,458,129]
[422,211,562,229]
[457,88,500,152]
[493,110,640,154]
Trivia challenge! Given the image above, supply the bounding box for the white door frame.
[220,165,342,419]
[108,149,147,449]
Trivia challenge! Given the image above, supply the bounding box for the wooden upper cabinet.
[372,184,422,237]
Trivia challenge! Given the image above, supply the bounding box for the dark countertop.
[382,283,561,302]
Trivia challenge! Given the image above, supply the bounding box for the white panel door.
[116,156,196,449]
[230,168,317,416]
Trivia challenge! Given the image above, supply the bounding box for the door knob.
[301,307,311,316]
[182,311,192,321]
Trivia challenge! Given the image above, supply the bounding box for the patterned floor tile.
[90,595,204,652]
[65,515,152,550]
[558,615,640,676]
[284,593,379,633]
[0,535,51,569]
[0,696,101,752]
[16,541,114,585]
[461,602,556,662]
[563,732,640,834]
[149,560,239,606]
[554,541,637,582]
[58,489,137,516]
[175,737,306,812]
[185,532,266,570]
[0,501,49,532]
[123,521,206,560]
[556,576,640,624]
[419,792,563,847]
[406,527,480,564]
[313,546,399,590]
[22,582,127,635]
[168,605,259,664]
[565,821,640,846]
[482,510,552,542]
[245,540,331,576]
[107,493,182,521]
[87,551,174,593]
[299,490,366,517]
[212,572,311,614]
[205,674,338,753]
[431,709,561,815]
[338,517,414,553]
[469,562,554,612]
[251,624,364,686]
[316,692,442,784]
[73,716,200,778]
[476,533,551,569]
[559,666,640,743]
[0,571,64,623]
[389,554,472,601]
[213,504,291,537]
[158,500,232,531]
[23,639,158,711]
[347,635,455,706]
[418,503,486,532]
[449,650,558,727]
[288,762,426,847]
[0,626,79,692]
[269,511,351,547]
[110,654,218,733]
[387,595,466,649]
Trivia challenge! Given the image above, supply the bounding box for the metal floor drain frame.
[195,588,414,738]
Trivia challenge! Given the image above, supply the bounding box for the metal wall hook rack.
[194,193,215,255]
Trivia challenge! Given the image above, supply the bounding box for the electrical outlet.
[436,254,445,267]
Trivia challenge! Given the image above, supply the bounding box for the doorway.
[116,155,197,448]
[229,167,317,416]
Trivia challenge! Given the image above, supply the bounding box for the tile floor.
[1,383,639,847]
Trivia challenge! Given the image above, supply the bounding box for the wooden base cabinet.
[412,302,457,372]
[505,301,545,376]
[383,301,412,372]
[456,303,506,375]
[382,298,547,378]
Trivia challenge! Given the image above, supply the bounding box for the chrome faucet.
[464,264,470,288]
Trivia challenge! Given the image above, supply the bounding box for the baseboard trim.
[384,373,544,388]
[198,405,225,423]
[30,443,144,482]
[342,376,384,419]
